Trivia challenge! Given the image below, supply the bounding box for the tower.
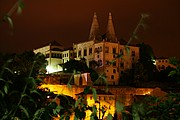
[106,12,117,42]
[89,12,102,41]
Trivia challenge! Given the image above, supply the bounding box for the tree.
[136,43,157,81]
[62,59,89,73]
[0,51,59,120]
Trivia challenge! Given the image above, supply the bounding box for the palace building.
[34,12,139,85]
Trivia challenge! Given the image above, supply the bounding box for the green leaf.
[92,88,97,101]
[141,13,149,18]
[7,16,13,28]
[4,84,8,94]
[0,78,6,82]
[106,114,113,120]
[17,6,22,14]
[4,67,14,75]
[53,105,62,115]
[67,83,71,89]
[84,86,91,94]
[33,108,45,119]
[30,89,41,96]
[19,105,29,118]
[125,46,130,55]
[0,90,4,97]
[21,94,29,98]
[116,101,124,113]
[75,98,80,107]
[17,0,24,15]
[168,70,176,77]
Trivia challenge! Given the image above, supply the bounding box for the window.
[105,47,109,53]
[109,96,112,100]
[59,54,62,58]
[67,53,68,57]
[99,47,102,52]
[78,50,81,57]
[90,96,92,100]
[105,60,109,65]
[120,49,124,55]
[84,49,87,56]
[89,48,92,55]
[111,75,114,79]
[113,61,116,66]
[113,55,116,58]
[65,54,66,57]
[97,55,100,58]
[46,54,49,58]
[132,51,135,57]
[120,62,124,68]
[113,48,116,54]
[113,69,116,73]
[161,65,165,70]
[98,60,102,66]
[132,57,135,61]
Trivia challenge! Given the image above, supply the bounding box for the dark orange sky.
[0,0,180,59]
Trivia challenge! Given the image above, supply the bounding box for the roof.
[34,40,63,50]
[44,40,63,46]
[75,89,114,95]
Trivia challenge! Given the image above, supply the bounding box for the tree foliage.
[0,51,60,120]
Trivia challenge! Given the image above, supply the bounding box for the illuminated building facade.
[34,12,139,84]
[155,57,176,71]
[73,12,139,85]
[34,41,74,73]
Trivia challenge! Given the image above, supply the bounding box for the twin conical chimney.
[89,12,101,41]
[89,12,117,42]
[106,12,117,42]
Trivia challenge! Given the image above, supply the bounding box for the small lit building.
[155,57,176,71]
[75,89,115,120]
[34,40,74,73]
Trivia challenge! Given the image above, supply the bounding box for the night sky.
[0,0,180,59]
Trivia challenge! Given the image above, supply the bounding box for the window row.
[157,60,168,63]
[46,53,62,58]
[78,48,92,57]
[89,96,114,101]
